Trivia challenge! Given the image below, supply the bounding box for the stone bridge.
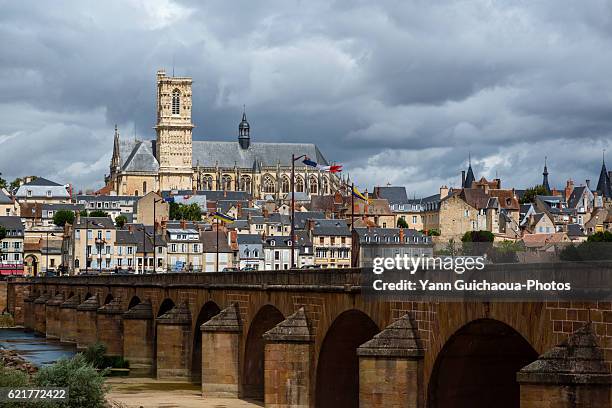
[5,266,612,408]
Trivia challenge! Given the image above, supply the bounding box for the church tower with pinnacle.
[155,69,194,191]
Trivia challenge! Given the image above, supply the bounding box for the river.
[0,328,76,366]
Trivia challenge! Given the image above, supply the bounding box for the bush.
[34,354,108,408]
[53,210,75,227]
[0,363,29,408]
[82,343,106,369]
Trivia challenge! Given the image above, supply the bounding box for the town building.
[0,189,19,217]
[307,219,352,268]
[0,216,24,275]
[354,227,433,267]
[15,177,71,204]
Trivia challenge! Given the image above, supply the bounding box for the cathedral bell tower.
[155,69,194,191]
[238,109,250,149]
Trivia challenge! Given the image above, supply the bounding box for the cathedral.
[106,70,340,199]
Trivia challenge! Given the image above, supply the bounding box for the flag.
[213,211,235,223]
[352,185,369,202]
[303,157,342,173]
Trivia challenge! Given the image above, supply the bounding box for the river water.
[0,328,76,366]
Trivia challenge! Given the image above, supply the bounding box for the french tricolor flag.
[303,157,343,173]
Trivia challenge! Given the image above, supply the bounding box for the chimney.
[237,202,242,218]
[180,219,187,230]
[440,185,449,199]
[75,211,81,226]
[399,228,404,242]
[564,179,574,201]
[461,170,466,187]
[494,178,501,189]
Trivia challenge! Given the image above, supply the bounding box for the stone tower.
[155,69,194,191]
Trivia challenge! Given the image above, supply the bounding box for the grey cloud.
[1,0,612,195]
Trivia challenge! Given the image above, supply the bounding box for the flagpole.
[291,153,295,269]
[351,182,355,268]
[216,217,219,272]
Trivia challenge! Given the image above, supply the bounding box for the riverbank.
[106,377,263,408]
[0,347,38,374]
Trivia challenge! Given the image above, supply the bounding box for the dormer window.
[172,89,180,115]
[27,190,32,197]
[46,190,52,197]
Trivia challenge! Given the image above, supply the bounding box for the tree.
[80,209,89,217]
[169,202,202,221]
[587,231,612,242]
[397,218,409,228]
[53,210,75,227]
[461,230,495,242]
[115,215,128,228]
[520,185,548,204]
[8,178,24,195]
[461,230,494,256]
[0,172,7,190]
[89,210,109,217]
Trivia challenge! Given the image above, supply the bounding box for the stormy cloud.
[1,0,612,195]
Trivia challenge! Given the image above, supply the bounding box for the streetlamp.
[290,154,307,269]
[152,198,163,273]
[45,231,56,276]
[94,236,106,275]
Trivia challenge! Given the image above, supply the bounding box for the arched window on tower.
[143,181,147,195]
[309,176,318,194]
[295,176,304,193]
[221,175,232,191]
[282,176,290,193]
[172,89,180,115]
[322,177,329,195]
[263,175,276,193]
[240,175,251,192]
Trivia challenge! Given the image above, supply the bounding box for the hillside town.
[1,71,611,276]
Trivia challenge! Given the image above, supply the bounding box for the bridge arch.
[427,318,538,408]
[191,301,221,382]
[315,309,379,408]
[128,296,141,309]
[242,304,285,400]
[103,293,114,305]
[157,298,175,317]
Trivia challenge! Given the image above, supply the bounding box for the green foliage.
[425,228,440,236]
[82,343,129,369]
[560,239,612,261]
[519,185,548,204]
[397,218,409,228]
[488,240,523,263]
[82,343,106,369]
[0,225,6,241]
[34,354,109,408]
[169,202,202,221]
[461,230,495,243]
[587,231,612,242]
[0,364,29,408]
[115,215,128,228]
[88,210,109,218]
[0,172,7,189]
[79,210,88,217]
[53,210,75,227]
[9,178,26,195]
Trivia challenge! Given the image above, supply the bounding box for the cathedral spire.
[542,156,551,194]
[463,153,475,189]
[596,149,612,198]
[111,124,121,171]
[238,106,251,149]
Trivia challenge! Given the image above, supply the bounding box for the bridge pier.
[123,301,154,376]
[33,292,50,335]
[59,295,79,344]
[23,291,37,331]
[517,323,612,408]
[10,282,26,326]
[45,293,64,340]
[357,314,424,408]
[200,303,242,398]
[97,298,124,356]
[156,302,192,380]
[263,308,313,408]
[76,295,99,351]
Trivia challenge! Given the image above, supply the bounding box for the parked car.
[222,267,239,272]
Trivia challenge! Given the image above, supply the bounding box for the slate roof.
[237,234,263,245]
[15,178,70,199]
[373,186,409,205]
[122,140,159,173]
[74,217,115,229]
[200,230,232,252]
[567,186,587,209]
[21,177,62,187]
[294,211,325,229]
[310,219,351,236]
[192,141,328,168]
[0,189,12,204]
[567,224,585,237]
[0,216,24,233]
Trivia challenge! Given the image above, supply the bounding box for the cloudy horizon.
[1,0,612,195]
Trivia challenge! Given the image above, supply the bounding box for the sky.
[1,0,612,196]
